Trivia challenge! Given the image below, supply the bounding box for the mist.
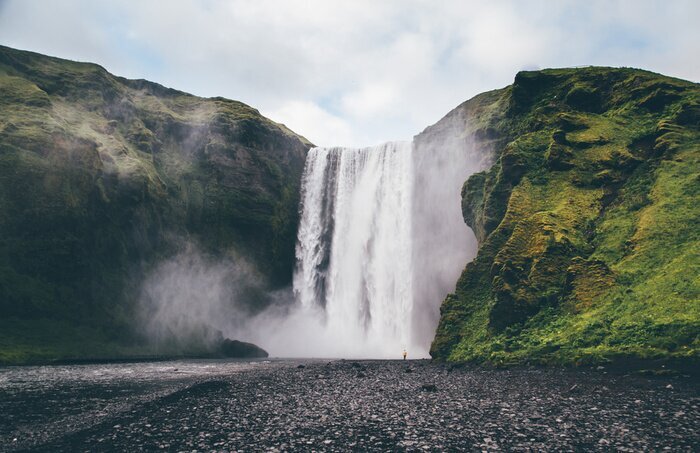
[136,242,342,357]
[410,108,494,349]
[290,113,493,358]
[137,243,267,353]
[138,111,492,359]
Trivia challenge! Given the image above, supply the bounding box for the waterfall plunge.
[294,143,414,356]
[292,136,485,358]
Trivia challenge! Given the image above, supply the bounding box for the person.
[402,349,407,360]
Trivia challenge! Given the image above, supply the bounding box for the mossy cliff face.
[0,46,311,363]
[430,67,699,367]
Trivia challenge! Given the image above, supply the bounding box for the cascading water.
[292,133,488,358]
[136,108,490,359]
[294,142,414,356]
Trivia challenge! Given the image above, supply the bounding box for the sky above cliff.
[0,0,697,147]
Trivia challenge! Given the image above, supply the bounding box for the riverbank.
[1,360,698,451]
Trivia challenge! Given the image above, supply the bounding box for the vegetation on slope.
[0,46,311,364]
[430,67,699,369]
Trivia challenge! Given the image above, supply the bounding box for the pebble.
[3,361,698,451]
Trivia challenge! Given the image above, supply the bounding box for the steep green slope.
[430,67,699,368]
[0,46,311,363]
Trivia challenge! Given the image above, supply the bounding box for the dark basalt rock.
[219,339,268,358]
[545,143,575,170]
[565,84,604,113]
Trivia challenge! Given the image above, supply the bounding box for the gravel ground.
[1,359,698,451]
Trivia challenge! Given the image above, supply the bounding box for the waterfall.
[294,142,414,355]
[292,134,486,358]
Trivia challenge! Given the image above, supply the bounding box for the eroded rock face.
[431,67,700,366]
[0,45,311,363]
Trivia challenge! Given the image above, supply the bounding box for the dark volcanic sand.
[1,360,698,451]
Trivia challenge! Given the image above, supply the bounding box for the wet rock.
[218,339,268,358]
[421,384,438,392]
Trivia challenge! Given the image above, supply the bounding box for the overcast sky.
[0,0,697,147]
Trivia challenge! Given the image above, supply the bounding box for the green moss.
[565,83,603,113]
[431,66,700,369]
[0,45,311,363]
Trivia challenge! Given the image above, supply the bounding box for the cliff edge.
[430,66,699,368]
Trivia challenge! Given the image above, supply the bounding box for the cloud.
[454,3,549,74]
[268,100,353,148]
[341,82,399,119]
[0,0,697,146]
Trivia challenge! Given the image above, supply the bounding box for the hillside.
[0,46,311,363]
[2,45,698,368]
[429,67,700,369]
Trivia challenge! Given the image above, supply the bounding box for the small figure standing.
[402,349,407,360]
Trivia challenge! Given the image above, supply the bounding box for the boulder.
[219,339,269,358]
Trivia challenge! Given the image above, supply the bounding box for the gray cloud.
[1,0,697,146]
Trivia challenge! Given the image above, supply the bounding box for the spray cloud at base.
[137,243,269,353]
[138,123,490,358]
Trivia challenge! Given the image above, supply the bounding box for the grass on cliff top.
[0,45,308,143]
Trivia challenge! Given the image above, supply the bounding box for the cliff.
[430,67,699,368]
[0,46,311,363]
[2,45,698,367]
